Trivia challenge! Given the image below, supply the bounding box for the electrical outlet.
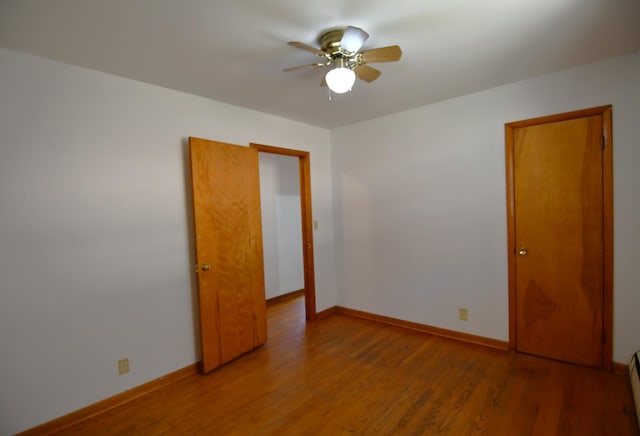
[459,308,468,321]
[118,358,130,375]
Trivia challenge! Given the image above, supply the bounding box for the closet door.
[506,106,613,368]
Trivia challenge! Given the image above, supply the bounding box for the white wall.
[259,153,304,299]
[0,48,335,434]
[2,45,638,435]
[331,51,640,365]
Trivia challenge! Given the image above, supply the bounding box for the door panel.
[510,114,604,367]
[189,137,267,373]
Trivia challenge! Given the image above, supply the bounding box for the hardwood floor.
[61,297,637,435]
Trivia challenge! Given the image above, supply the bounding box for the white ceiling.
[1,0,639,129]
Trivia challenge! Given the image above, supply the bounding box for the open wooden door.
[189,137,267,373]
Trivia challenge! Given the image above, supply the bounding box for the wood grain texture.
[601,106,614,371]
[505,105,613,369]
[613,361,630,376]
[360,45,403,63]
[336,306,509,350]
[19,364,198,435]
[514,115,603,367]
[190,138,267,373]
[505,122,518,351]
[266,289,305,306]
[316,306,337,319]
[38,297,637,435]
[354,64,381,82]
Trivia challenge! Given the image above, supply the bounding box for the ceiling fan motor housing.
[318,28,363,69]
[319,29,347,54]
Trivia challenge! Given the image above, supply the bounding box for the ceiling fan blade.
[360,45,403,63]
[288,41,327,57]
[354,65,381,83]
[341,26,369,52]
[283,62,328,72]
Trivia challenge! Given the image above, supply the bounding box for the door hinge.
[602,135,605,150]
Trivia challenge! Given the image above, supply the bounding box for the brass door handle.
[518,247,528,256]
[195,264,212,272]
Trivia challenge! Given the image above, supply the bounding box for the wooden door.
[189,137,267,373]
[505,106,613,368]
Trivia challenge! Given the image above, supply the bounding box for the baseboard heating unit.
[631,351,640,429]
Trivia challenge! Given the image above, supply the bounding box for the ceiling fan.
[284,26,402,94]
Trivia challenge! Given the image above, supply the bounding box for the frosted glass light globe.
[325,67,355,94]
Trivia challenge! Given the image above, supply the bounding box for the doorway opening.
[251,143,317,321]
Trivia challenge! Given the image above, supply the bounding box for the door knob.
[518,247,528,256]
[195,264,212,272]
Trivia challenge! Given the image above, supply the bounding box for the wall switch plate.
[459,308,468,321]
[313,220,318,230]
[118,358,130,375]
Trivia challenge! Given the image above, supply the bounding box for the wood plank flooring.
[61,297,637,435]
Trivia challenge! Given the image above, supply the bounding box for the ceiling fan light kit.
[325,58,356,94]
[284,26,402,96]
[339,26,370,53]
